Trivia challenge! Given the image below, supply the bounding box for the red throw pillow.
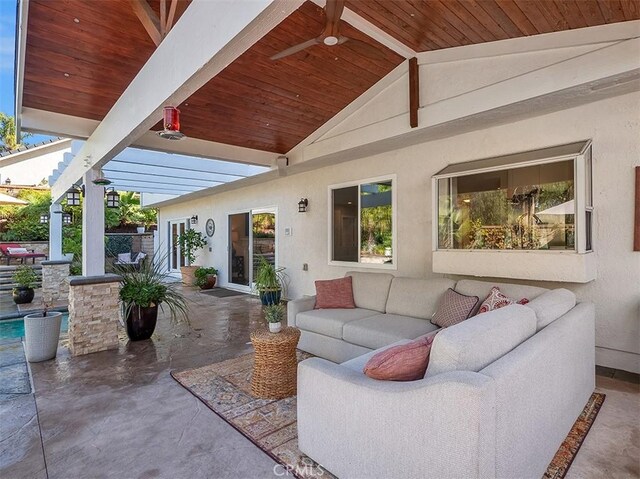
[477,287,529,314]
[431,288,479,328]
[314,276,355,309]
[364,335,436,381]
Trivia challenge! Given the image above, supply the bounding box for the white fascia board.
[304,38,640,162]
[21,108,276,166]
[0,138,72,167]
[14,0,29,135]
[51,0,303,201]
[418,20,640,65]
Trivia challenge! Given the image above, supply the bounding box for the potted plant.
[264,302,285,333]
[12,265,38,304]
[177,229,207,285]
[254,256,286,306]
[136,225,145,234]
[115,254,188,341]
[24,300,63,362]
[195,266,218,290]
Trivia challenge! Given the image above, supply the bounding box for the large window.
[434,141,593,253]
[330,177,395,267]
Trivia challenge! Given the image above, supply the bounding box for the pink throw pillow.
[431,288,479,328]
[477,287,529,314]
[364,335,436,381]
[314,276,355,309]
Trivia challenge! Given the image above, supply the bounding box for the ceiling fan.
[270,0,384,61]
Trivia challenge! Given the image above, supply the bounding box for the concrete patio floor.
[1,286,639,479]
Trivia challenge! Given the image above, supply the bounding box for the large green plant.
[254,256,286,293]
[0,113,30,151]
[194,266,218,288]
[13,265,39,289]
[0,189,50,241]
[114,253,188,325]
[177,229,207,264]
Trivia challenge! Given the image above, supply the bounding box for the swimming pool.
[0,313,69,340]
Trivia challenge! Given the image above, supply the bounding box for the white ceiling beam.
[104,171,221,188]
[14,0,29,137]
[109,181,196,194]
[103,163,243,183]
[130,0,163,46]
[21,108,277,166]
[51,0,303,201]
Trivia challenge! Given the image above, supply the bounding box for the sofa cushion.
[431,288,479,328]
[346,271,394,313]
[343,313,440,350]
[385,277,456,319]
[426,304,537,377]
[364,335,436,381]
[524,288,576,330]
[296,308,379,339]
[455,279,548,314]
[314,276,355,309]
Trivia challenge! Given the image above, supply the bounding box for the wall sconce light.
[298,198,308,213]
[39,213,49,224]
[105,189,120,209]
[66,186,82,206]
[62,213,73,225]
[191,215,198,225]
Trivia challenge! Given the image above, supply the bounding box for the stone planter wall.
[41,260,71,303]
[68,274,121,356]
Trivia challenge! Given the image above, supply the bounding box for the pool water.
[0,313,69,340]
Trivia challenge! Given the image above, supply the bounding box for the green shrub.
[13,265,39,288]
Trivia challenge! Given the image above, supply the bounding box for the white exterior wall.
[159,91,640,373]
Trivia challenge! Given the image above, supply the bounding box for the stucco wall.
[158,92,640,373]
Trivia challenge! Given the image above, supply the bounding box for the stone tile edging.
[68,274,122,286]
[41,260,72,265]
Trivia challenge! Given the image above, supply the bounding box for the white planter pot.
[137,226,145,234]
[24,312,63,362]
[63,253,74,261]
[268,322,282,333]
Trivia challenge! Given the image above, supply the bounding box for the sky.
[0,0,51,145]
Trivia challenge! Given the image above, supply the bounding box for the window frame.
[327,174,397,270]
[432,141,593,254]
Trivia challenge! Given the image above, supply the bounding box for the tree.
[0,113,30,151]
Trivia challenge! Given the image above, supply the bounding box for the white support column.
[49,202,63,261]
[82,168,105,276]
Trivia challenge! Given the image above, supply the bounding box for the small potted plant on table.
[264,302,285,333]
[116,256,188,341]
[177,229,207,285]
[254,256,286,306]
[12,265,38,305]
[24,300,63,362]
[195,266,218,290]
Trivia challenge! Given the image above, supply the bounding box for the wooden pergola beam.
[409,57,419,128]
[131,0,162,46]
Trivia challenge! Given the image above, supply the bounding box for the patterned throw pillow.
[7,247,29,254]
[314,276,356,309]
[477,287,529,314]
[431,288,479,328]
[364,334,436,381]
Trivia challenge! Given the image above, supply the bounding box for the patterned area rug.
[171,353,605,479]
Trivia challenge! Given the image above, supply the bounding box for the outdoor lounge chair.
[0,243,47,265]
[114,252,146,270]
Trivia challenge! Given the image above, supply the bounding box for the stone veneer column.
[40,260,71,304]
[68,274,121,356]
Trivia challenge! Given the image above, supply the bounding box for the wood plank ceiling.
[22,0,640,154]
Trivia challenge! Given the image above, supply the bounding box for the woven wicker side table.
[250,326,301,399]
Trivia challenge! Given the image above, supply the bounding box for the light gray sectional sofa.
[289,272,595,479]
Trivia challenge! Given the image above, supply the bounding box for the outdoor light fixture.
[298,198,308,213]
[39,214,49,224]
[92,169,112,186]
[106,189,120,209]
[66,186,82,206]
[158,106,185,140]
[191,215,198,225]
[62,213,73,225]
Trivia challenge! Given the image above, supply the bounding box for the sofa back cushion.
[524,288,576,331]
[385,277,456,319]
[426,304,537,376]
[345,271,394,313]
